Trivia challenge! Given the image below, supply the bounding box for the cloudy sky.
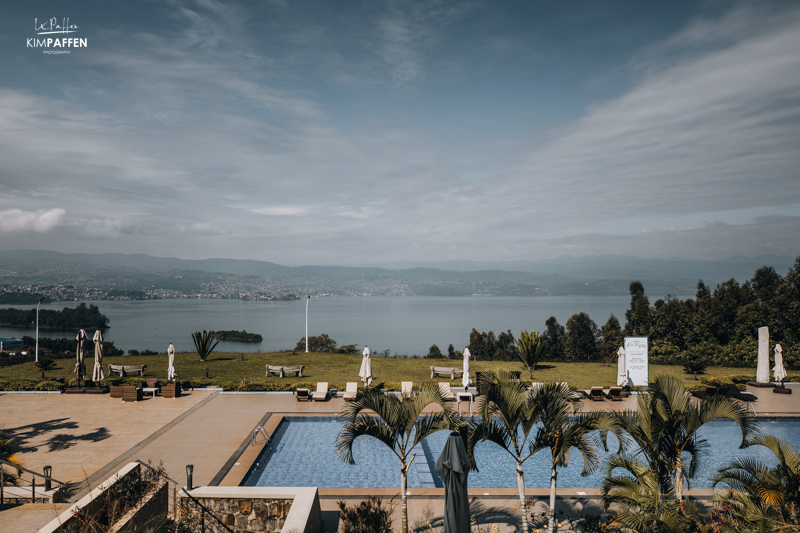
[1,0,798,265]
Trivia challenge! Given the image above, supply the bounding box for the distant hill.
[0,249,794,297]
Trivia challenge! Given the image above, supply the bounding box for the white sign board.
[624,337,648,387]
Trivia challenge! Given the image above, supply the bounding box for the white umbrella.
[167,343,177,382]
[359,346,373,386]
[92,330,104,382]
[774,344,787,383]
[617,346,626,386]
[75,329,87,381]
[462,348,471,389]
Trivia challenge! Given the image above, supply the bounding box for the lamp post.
[305,295,310,353]
[36,296,45,363]
[186,464,193,491]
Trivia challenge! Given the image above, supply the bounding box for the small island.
[209,330,263,342]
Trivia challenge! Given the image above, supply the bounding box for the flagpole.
[305,295,310,353]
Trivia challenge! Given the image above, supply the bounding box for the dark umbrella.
[435,432,471,533]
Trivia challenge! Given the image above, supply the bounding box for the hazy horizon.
[2,1,799,263]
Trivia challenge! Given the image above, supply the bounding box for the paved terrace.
[0,384,798,533]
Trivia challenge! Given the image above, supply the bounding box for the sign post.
[623,337,649,387]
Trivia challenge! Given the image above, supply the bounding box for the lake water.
[0,295,642,354]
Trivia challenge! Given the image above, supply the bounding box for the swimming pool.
[241,416,798,489]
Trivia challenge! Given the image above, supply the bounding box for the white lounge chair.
[438,382,456,401]
[312,382,330,401]
[401,381,413,398]
[343,382,358,401]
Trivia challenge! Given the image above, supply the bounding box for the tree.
[337,387,454,533]
[426,344,442,359]
[467,371,540,533]
[711,435,800,531]
[604,375,758,512]
[514,330,547,378]
[495,330,517,361]
[191,330,219,362]
[0,426,23,487]
[447,344,457,359]
[542,316,565,361]
[294,334,337,353]
[650,297,693,350]
[33,357,57,379]
[565,312,599,362]
[599,315,623,363]
[529,382,616,533]
[624,281,652,337]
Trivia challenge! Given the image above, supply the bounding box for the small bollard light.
[241,353,244,361]
[186,464,194,491]
[205,368,209,378]
[43,466,52,491]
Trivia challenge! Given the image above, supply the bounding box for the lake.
[0,295,648,355]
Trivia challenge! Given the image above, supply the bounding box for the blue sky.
[1,0,798,264]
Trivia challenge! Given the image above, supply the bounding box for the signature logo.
[28,18,86,52]
[35,17,78,35]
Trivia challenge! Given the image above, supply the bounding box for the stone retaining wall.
[191,496,292,532]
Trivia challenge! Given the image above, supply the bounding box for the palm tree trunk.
[528,367,533,380]
[401,463,408,533]
[516,462,528,533]
[674,462,684,514]
[548,466,558,533]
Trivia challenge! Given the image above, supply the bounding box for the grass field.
[0,351,759,390]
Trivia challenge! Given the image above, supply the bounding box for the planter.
[161,383,181,398]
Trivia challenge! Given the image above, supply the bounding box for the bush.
[426,344,443,359]
[97,378,121,387]
[121,377,145,388]
[7,380,38,391]
[68,379,95,387]
[683,359,709,375]
[127,349,140,356]
[335,344,359,355]
[338,496,393,533]
[649,340,682,365]
[35,380,65,391]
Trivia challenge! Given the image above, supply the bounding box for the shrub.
[426,344,443,359]
[338,496,393,533]
[127,349,140,356]
[35,380,65,391]
[68,379,95,388]
[97,378,121,387]
[649,340,682,365]
[121,377,145,388]
[683,359,709,375]
[0,380,10,391]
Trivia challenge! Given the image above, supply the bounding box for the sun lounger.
[438,382,456,401]
[343,382,359,401]
[724,384,757,402]
[312,382,330,401]
[606,387,624,401]
[401,381,413,398]
[295,388,310,402]
[582,386,606,401]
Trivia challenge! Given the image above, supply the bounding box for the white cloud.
[0,209,65,233]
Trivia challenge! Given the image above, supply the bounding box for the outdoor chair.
[295,388,310,402]
[312,382,330,401]
[343,382,359,401]
[401,381,413,398]
[724,383,757,402]
[438,382,456,401]
[583,386,606,401]
[556,382,582,401]
[606,387,624,401]
[691,387,723,400]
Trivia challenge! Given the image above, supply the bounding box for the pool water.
[242,416,798,489]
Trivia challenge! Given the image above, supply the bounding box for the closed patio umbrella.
[774,343,787,384]
[92,330,104,382]
[436,432,471,533]
[617,346,626,386]
[462,348,471,389]
[167,343,177,382]
[359,346,373,387]
[75,329,87,381]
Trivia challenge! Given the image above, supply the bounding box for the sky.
[1,0,798,265]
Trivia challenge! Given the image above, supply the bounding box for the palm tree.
[34,357,57,379]
[468,372,614,533]
[0,427,23,487]
[191,330,219,362]
[529,382,617,533]
[711,435,800,531]
[515,330,548,379]
[604,375,758,514]
[602,453,702,533]
[337,387,455,533]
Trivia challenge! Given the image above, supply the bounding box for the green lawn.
[0,351,757,390]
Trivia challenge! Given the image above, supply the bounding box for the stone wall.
[192,496,292,533]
